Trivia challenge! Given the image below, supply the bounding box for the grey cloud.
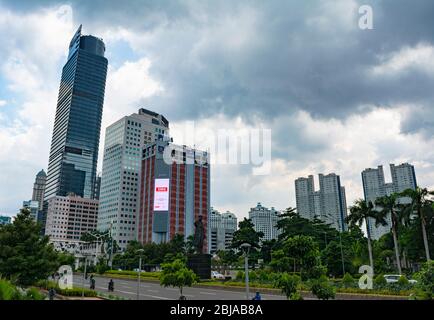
[3,0,434,130]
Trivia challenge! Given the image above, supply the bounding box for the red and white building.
[138,141,210,252]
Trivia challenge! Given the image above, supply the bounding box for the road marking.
[139,293,172,300]
[117,290,135,295]
[199,291,216,295]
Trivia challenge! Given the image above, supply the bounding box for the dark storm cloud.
[3,0,434,133]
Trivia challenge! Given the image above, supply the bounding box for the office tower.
[294,175,315,220]
[45,195,99,240]
[32,169,47,211]
[248,203,280,241]
[97,109,170,251]
[138,140,210,252]
[295,173,348,231]
[362,163,417,240]
[0,215,12,225]
[44,25,107,205]
[208,208,238,254]
[93,174,101,200]
[22,200,40,221]
[390,163,417,194]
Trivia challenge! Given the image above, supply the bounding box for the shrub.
[24,287,45,300]
[273,273,301,300]
[235,271,244,281]
[249,271,258,282]
[374,274,387,288]
[104,270,161,278]
[342,273,355,288]
[397,275,409,286]
[0,279,22,300]
[413,260,434,300]
[310,278,336,300]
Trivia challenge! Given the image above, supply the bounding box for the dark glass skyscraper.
[44,25,108,204]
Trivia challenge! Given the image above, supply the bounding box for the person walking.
[108,279,114,292]
[252,291,262,300]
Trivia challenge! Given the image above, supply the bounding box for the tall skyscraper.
[208,208,237,254]
[248,203,280,241]
[138,140,210,252]
[295,173,348,231]
[32,169,47,211]
[362,163,417,240]
[43,25,107,235]
[97,108,170,251]
[44,25,108,205]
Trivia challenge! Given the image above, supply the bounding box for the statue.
[193,215,205,254]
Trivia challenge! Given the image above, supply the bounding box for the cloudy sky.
[1,0,434,219]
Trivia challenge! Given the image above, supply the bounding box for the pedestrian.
[252,291,261,300]
[90,275,95,290]
[48,288,56,300]
[108,279,114,292]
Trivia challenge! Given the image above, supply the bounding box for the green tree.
[260,239,276,264]
[273,273,302,300]
[414,260,434,300]
[231,218,264,249]
[277,208,338,250]
[159,259,198,298]
[347,199,376,272]
[271,235,324,280]
[400,187,433,261]
[376,194,403,274]
[0,209,60,285]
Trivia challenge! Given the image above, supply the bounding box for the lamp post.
[136,249,145,300]
[81,254,91,299]
[240,243,251,300]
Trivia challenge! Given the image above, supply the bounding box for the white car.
[384,274,417,284]
[211,271,225,279]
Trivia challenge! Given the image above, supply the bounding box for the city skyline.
[2,1,434,223]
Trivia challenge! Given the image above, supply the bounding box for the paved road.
[73,275,288,300]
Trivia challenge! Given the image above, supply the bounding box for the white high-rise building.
[295,173,348,231]
[208,208,238,254]
[362,163,417,240]
[97,108,170,251]
[248,203,280,241]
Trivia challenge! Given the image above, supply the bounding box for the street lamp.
[81,253,91,299]
[136,249,145,300]
[240,243,251,300]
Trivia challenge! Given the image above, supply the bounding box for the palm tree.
[400,187,433,261]
[375,194,403,274]
[347,199,377,273]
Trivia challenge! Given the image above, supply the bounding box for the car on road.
[211,271,225,279]
[384,274,417,284]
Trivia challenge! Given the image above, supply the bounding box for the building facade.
[22,200,40,221]
[362,163,417,240]
[45,195,99,241]
[0,216,12,225]
[32,169,47,211]
[295,173,348,231]
[97,108,170,251]
[248,203,280,241]
[137,141,210,252]
[208,208,237,254]
[44,25,107,208]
